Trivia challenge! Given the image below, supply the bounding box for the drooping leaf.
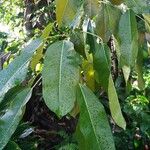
[108,75,126,129]
[0,87,32,150]
[42,40,80,117]
[56,0,83,27]
[135,47,145,90]
[86,24,126,128]
[76,84,115,150]
[93,42,111,90]
[93,41,126,129]
[119,10,138,83]
[84,0,99,18]
[95,2,121,41]
[0,38,42,103]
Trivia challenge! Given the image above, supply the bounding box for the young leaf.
[42,40,80,117]
[56,0,83,27]
[0,38,42,103]
[0,87,32,150]
[119,10,138,83]
[76,84,115,150]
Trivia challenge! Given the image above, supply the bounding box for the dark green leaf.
[93,42,111,90]
[0,87,32,150]
[4,141,21,150]
[70,31,86,58]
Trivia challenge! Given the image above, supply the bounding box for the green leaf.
[70,31,86,58]
[0,87,32,150]
[93,42,111,90]
[124,0,150,13]
[0,38,42,103]
[30,44,44,71]
[42,40,80,117]
[30,23,53,71]
[135,45,145,90]
[108,75,126,129]
[86,20,98,53]
[95,2,121,41]
[93,42,126,129]
[76,84,115,150]
[119,10,138,83]
[58,143,78,150]
[4,141,21,150]
[84,0,99,18]
[56,0,83,27]
[41,23,53,39]
[143,14,150,33]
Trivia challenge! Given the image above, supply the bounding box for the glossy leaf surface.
[0,38,42,103]
[0,87,32,150]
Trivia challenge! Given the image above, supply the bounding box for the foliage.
[0,0,150,149]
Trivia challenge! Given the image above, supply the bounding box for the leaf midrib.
[80,86,101,150]
[58,41,65,114]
